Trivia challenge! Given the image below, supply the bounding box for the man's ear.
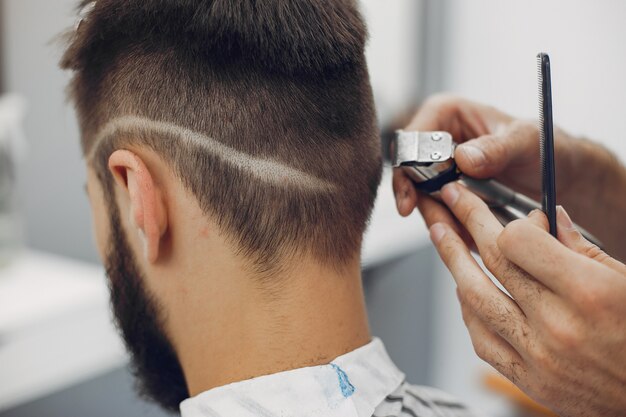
[108,149,167,263]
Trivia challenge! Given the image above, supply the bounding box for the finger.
[556,206,626,275]
[439,182,509,273]
[418,195,475,250]
[440,183,552,312]
[526,209,549,231]
[455,121,538,179]
[430,222,530,350]
[497,216,618,296]
[392,168,418,216]
[417,193,454,227]
[440,182,504,251]
[406,94,510,141]
[458,297,527,384]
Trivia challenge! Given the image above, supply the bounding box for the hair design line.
[88,115,336,192]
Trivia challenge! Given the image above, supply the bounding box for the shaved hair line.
[88,115,336,192]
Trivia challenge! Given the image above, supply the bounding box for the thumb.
[556,206,626,274]
[455,122,538,178]
[455,136,510,178]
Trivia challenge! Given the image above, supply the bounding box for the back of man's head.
[62,0,382,272]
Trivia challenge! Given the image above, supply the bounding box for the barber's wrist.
[577,138,623,193]
[561,135,626,259]
[559,135,614,201]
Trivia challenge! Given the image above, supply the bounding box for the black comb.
[538,53,557,238]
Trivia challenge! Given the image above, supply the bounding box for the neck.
[168,254,371,397]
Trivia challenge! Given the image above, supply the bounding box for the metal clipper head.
[391,130,457,186]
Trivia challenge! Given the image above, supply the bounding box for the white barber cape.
[180,338,480,417]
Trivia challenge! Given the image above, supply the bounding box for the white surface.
[1,251,102,334]
[0,251,126,411]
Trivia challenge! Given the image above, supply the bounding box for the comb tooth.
[537,53,545,146]
[537,53,547,209]
[537,52,558,236]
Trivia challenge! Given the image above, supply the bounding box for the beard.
[103,199,189,412]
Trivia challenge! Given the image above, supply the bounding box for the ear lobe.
[108,149,167,263]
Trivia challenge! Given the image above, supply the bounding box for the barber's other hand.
[430,182,626,417]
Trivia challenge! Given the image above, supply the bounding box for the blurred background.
[0,1,625,416]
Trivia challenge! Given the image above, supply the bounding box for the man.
[394,95,626,417]
[61,1,478,416]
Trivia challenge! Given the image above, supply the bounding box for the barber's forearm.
[564,137,626,261]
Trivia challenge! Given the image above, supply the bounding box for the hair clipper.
[390,130,602,247]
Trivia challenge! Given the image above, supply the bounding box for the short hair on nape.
[61,0,383,273]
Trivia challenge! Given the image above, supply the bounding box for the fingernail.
[441,183,460,207]
[557,205,575,230]
[458,144,486,168]
[430,223,447,244]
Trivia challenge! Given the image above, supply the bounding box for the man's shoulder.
[373,381,483,417]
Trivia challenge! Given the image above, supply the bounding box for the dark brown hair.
[61,0,382,272]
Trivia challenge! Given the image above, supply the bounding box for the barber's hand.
[392,94,626,260]
[393,94,574,214]
[430,182,626,417]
